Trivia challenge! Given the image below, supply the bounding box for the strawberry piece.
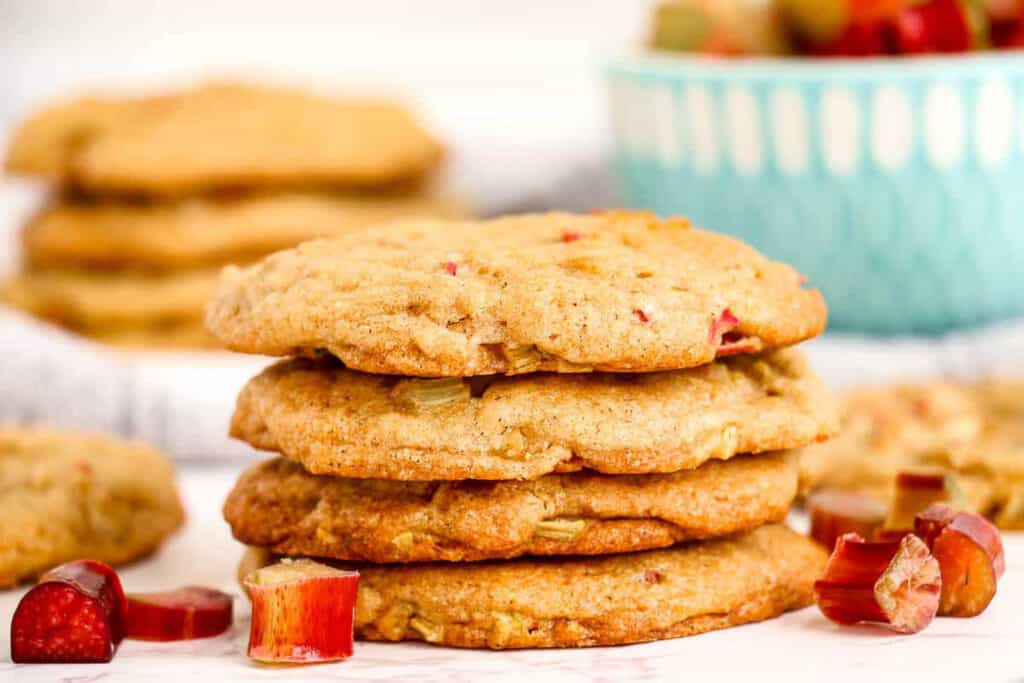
[443,261,457,276]
[914,504,1005,616]
[814,533,941,633]
[244,559,359,664]
[10,560,126,663]
[125,586,233,641]
[890,0,975,53]
[811,19,890,55]
[808,489,887,550]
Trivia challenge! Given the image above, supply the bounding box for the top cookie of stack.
[207,210,826,375]
[218,210,836,649]
[2,82,466,347]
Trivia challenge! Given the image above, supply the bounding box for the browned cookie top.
[6,83,443,195]
[231,348,836,480]
[207,210,827,376]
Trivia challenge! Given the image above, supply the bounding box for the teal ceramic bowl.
[607,53,1024,335]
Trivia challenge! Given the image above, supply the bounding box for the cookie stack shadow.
[216,210,839,649]
[2,82,466,348]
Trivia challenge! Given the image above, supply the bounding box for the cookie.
[797,380,1024,527]
[206,210,827,376]
[23,193,470,270]
[232,349,836,480]
[2,267,219,329]
[4,94,172,180]
[0,427,185,588]
[53,83,442,196]
[239,524,825,649]
[224,452,797,563]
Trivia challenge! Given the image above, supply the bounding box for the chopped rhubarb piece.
[808,489,887,549]
[10,560,127,663]
[914,504,1004,616]
[716,333,759,357]
[709,308,739,342]
[244,559,359,664]
[534,518,587,541]
[814,533,940,633]
[443,261,457,276]
[394,377,470,409]
[884,470,967,532]
[633,308,651,323]
[642,570,664,584]
[125,586,233,641]
[561,231,581,243]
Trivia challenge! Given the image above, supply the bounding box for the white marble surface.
[1,465,1022,682]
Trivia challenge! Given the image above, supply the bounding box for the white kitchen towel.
[2,304,1022,463]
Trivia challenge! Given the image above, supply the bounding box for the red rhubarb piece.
[808,489,887,550]
[883,470,967,533]
[814,533,941,633]
[708,307,739,344]
[443,261,457,276]
[244,559,359,664]
[125,586,233,641]
[633,308,651,323]
[561,231,581,242]
[10,560,127,663]
[914,504,1005,616]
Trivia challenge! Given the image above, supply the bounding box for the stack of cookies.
[2,82,466,347]
[216,210,838,649]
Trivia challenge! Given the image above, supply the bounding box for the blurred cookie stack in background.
[1,82,467,348]
[216,210,839,649]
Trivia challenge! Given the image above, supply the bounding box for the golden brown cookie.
[239,524,826,649]
[206,210,827,376]
[223,452,798,563]
[4,94,173,180]
[2,267,219,330]
[797,379,1024,527]
[232,349,836,480]
[0,427,185,588]
[23,193,470,270]
[41,83,441,196]
[797,382,982,498]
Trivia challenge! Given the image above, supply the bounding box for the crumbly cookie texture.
[2,267,220,329]
[240,524,826,649]
[50,83,442,196]
[0,427,184,588]
[224,452,797,563]
[206,210,827,376]
[797,380,1024,528]
[232,349,836,480]
[22,193,470,271]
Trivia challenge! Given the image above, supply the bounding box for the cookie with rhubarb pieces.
[230,348,835,480]
[0,427,184,588]
[205,210,827,376]
[238,524,826,650]
[224,451,798,563]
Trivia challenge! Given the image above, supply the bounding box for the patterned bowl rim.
[608,51,1024,80]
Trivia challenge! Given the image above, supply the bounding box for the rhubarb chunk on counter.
[243,558,359,664]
